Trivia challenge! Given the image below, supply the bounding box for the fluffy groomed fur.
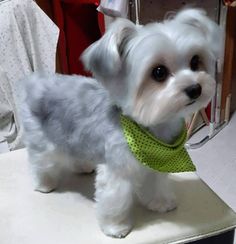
[21,9,222,238]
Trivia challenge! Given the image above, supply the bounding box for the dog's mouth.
[186,100,196,106]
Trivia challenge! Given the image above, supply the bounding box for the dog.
[21,8,222,238]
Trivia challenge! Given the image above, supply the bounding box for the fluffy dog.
[21,9,222,238]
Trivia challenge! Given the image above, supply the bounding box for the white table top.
[1,149,236,244]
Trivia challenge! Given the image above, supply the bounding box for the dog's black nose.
[184,84,202,100]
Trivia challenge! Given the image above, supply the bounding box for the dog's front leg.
[95,164,133,238]
[136,171,177,213]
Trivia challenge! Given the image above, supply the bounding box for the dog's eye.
[152,65,169,82]
[190,55,200,71]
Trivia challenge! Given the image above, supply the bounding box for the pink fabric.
[224,0,236,6]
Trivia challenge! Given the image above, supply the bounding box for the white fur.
[21,8,222,238]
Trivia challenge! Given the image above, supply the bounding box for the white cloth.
[0,0,59,150]
[1,148,236,244]
[97,0,128,18]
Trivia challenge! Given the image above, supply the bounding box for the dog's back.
[21,73,118,161]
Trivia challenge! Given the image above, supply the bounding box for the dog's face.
[82,9,222,126]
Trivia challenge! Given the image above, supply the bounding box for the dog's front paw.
[147,195,177,213]
[101,223,132,238]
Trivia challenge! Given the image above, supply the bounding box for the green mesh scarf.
[120,114,196,173]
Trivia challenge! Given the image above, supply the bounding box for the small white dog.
[22,9,221,238]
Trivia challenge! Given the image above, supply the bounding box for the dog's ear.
[174,8,223,59]
[81,18,137,78]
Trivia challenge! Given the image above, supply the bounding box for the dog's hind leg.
[71,160,95,174]
[27,148,63,193]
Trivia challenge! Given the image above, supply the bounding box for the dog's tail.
[19,72,56,150]
[23,73,49,102]
[20,73,47,119]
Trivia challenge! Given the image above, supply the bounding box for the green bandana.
[120,114,196,173]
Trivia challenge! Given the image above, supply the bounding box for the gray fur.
[22,73,122,162]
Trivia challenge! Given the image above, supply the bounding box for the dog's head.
[82,9,223,126]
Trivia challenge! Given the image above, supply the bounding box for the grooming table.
[1,149,236,244]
